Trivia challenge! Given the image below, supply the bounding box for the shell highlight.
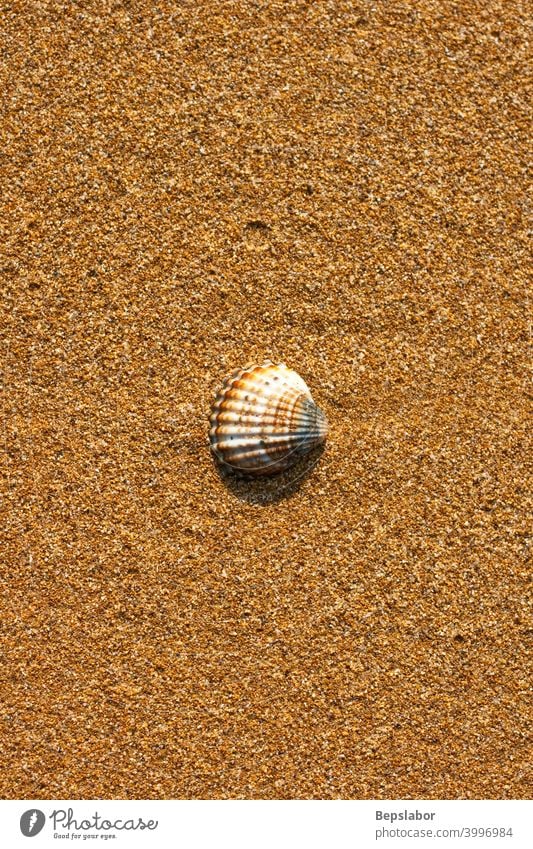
[209,362,328,476]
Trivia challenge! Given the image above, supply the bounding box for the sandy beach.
[1,1,530,798]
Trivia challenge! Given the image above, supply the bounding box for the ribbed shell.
[209,362,328,476]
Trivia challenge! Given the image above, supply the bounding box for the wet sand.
[1,1,530,798]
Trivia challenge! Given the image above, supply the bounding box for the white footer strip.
[1,799,531,849]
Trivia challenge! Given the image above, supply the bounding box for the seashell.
[209,362,328,476]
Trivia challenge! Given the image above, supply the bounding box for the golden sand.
[1,1,530,798]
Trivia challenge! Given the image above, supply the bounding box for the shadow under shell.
[212,443,326,505]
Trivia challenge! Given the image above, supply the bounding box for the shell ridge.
[214,434,318,472]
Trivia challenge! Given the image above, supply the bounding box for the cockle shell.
[209,362,328,476]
